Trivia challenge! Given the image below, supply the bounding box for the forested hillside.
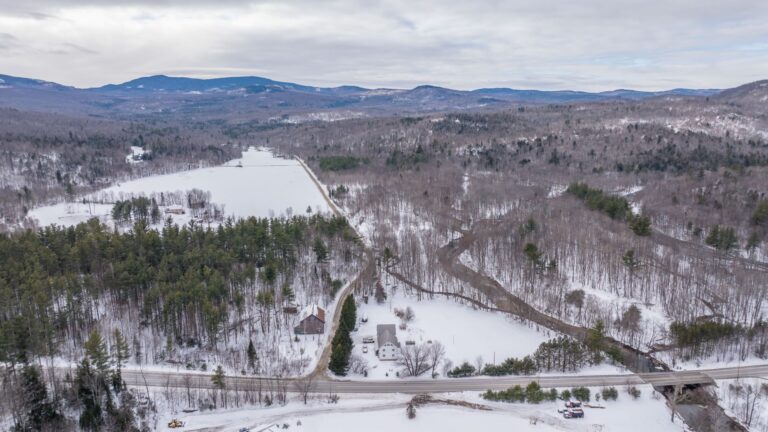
[259,94,768,368]
[0,214,362,376]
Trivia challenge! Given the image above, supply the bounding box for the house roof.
[299,304,325,322]
[377,324,399,347]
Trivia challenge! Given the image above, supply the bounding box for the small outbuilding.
[294,305,326,335]
[376,324,400,360]
[165,205,186,215]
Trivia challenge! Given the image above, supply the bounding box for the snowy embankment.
[715,378,768,432]
[156,385,683,432]
[27,147,331,228]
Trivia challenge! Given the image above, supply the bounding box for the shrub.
[602,387,619,401]
[571,387,591,402]
[448,362,476,378]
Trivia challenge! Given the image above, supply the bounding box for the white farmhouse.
[376,324,400,360]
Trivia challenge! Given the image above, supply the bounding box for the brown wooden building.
[294,305,326,335]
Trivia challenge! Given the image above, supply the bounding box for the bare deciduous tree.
[293,375,315,405]
[397,343,432,377]
[427,341,446,377]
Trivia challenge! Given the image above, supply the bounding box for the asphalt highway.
[76,363,768,394]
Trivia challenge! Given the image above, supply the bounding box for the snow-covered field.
[156,385,683,432]
[349,288,552,379]
[27,148,331,228]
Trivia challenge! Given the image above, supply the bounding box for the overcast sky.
[0,0,766,91]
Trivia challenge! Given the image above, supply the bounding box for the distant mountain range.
[0,73,759,120]
[82,74,722,100]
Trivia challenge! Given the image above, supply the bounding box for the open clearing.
[158,385,683,432]
[28,148,330,228]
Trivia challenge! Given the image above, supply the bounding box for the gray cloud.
[0,0,766,90]
[0,32,20,51]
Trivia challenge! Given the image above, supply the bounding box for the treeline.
[483,384,623,404]
[385,145,429,168]
[481,382,619,404]
[0,214,361,363]
[633,143,768,173]
[450,327,619,378]
[111,197,161,224]
[482,382,558,404]
[318,156,368,171]
[705,225,739,251]
[566,182,651,236]
[669,320,768,359]
[329,295,357,375]
[4,328,152,431]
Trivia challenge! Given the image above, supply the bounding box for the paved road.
[73,364,767,394]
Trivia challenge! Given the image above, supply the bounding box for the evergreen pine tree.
[313,237,328,262]
[585,320,606,364]
[211,365,226,389]
[84,330,110,373]
[246,340,258,372]
[340,295,357,332]
[75,359,103,431]
[111,329,129,392]
[16,364,61,431]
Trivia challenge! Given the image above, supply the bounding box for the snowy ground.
[715,378,768,432]
[155,385,684,432]
[126,145,146,163]
[27,147,331,228]
[349,288,551,379]
[656,350,768,372]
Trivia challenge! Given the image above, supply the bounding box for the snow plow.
[168,419,185,428]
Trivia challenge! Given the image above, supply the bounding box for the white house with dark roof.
[376,324,400,360]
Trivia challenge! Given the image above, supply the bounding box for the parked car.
[362,336,375,344]
[564,400,582,408]
[361,315,368,323]
[563,408,584,419]
[362,346,369,353]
